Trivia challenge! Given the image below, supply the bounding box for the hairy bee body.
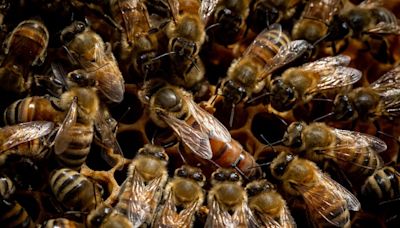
[362,166,400,203]
[0,19,49,93]
[270,152,360,227]
[86,204,133,228]
[0,199,35,228]
[42,218,83,228]
[49,168,100,212]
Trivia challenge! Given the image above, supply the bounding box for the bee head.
[333,94,355,120]
[283,121,305,148]
[270,152,294,179]
[270,78,297,112]
[221,79,247,105]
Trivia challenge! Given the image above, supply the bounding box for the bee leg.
[231,154,249,181]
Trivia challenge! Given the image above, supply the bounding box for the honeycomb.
[0,0,399,227]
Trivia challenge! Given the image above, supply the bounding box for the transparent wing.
[254,211,281,228]
[308,66,362,94]
[370,65,400,92]
[0,121,54,153]
[94,109,124,158]
[381,91,400,117]
[176,199,201,226]
[280,204,297,228]
[167,0,179,23]
[118,0,151,43]
[244,24,283,58]
[160,112,213,160]
[54,97,78,155]
[365,21,400,35]
[301,55,351,70]
[184,94,231,142]
[158,195,200,227]
[156,190,178,227]
[358,0,383,9]
[332,128,387,153]
[262,40,313,77]
[321,174,361,211]
[200,0,219,22]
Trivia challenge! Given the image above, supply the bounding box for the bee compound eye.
[192,172,204,181]
[176,169,187,177]
[214,172,225,181]
[229,173,239,181]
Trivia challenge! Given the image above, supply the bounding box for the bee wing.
[167,0,180,23]
[370,65,400,92]
[364,21,400,35]
[358,0,383,9]
[184,95,231,142]
[254,211,281,228]
[262,40,313,77]
[0,121,54,153]
[301,55,351,70]
[279,204,297,228]
[307,66,362,94]
[54,97,78,155]
[244,24,283,57]
[332,128,387,153]
[160,112,213,160]
[118,0,151,43]
[200,0,219,22]
[380,91,400,117]
[321,174,361,211]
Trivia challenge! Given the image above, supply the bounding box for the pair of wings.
[0,121,55,153]
[369,64,400,116]
[205,194,260,228]
[296,55,362,95]
[299,172,360,227]
[300,0,343,24]
[154,190,201,227]
[254,205,296,228]
[160,91,231,160]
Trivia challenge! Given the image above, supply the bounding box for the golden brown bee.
[218,24,312,125]
[165,0,206,86]
[245,179,296,228]
[42,218,84,228]
[140,80,260,177]
[0,198,35,228]
[206,168,259,227]
[0,121,55,165]
[49,168,101,212]
[330,0,400,62]
[247,0,304,33]
[333,64,400,123]
[292,0,343,43]
[0,175,15,199]
[61,21,125,103]
[109,0,160,79]
[270,152,360,227]
[361,166,400,204]
[86,204,133,228]
[269,54,362,112]
[153,165,205,227]
[0,19,49,93]
[112,144,169,227]
[283,121,387,178]
[202,0,250,45]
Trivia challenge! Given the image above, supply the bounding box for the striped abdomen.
[334,147,383,177]
[56,123,93,170]
[4,96,61,125]
[43,218,82,228]
[0,199,34,228]
[50,168,97,212]
[362,166,400,202]
[0,176,15,199]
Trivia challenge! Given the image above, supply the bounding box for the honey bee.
[0,198,35,228]
[153,165,205,227]
[329,0,400,62]
[333,64,400,123]
[202,0,250,45]
[140,80,260,177]
[282,121,387,178]
[245,179,296,228]
[205,168,259,227]
[165,0,206,85]
[61,21,125,103]
[0,121,55,166]
[270,152,360,227]
[247,0,304,33]
[86,204,134,228]
[269,54,362,112]
[49,168,101,212]
[361,166,400,204]
[0,175,15,199]
[291,0,343,43]
[42,218,84,228]
[109,0,160,79]
[112,144,169,227]
[218,25,312,124]
[0,19,49,93]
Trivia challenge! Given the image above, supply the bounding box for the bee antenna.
[151,52,176,62]
[259,134,276,153]
[205,23,221,33]
[312,98,333,103]
[246,92,271,105]
[377,130,400,144]
[143,68,149,84]
[246,162,272,170]
[208,159,222,169]
[313,112,335,122]
[231,155,249,181]
[151,129,158,145]
[177,145,188,164]
[313,31,330,47]
[229,103,236,128]
[117,107,132,123]
[276,116,288,127]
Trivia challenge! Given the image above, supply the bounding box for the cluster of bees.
[0,0,399,227]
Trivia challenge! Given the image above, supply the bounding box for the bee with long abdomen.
[0,198,35,228]
[270,152,360,227]
[362,166,400,204]
[49,168,101,212]
[153,165,205,227]
[112,144,169,227]
[282,121,387,178]
[246,179,296,228]
[0,19,49,93]
[269,55,362,112]
[206,168,259,227]
[140,79,261,177]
